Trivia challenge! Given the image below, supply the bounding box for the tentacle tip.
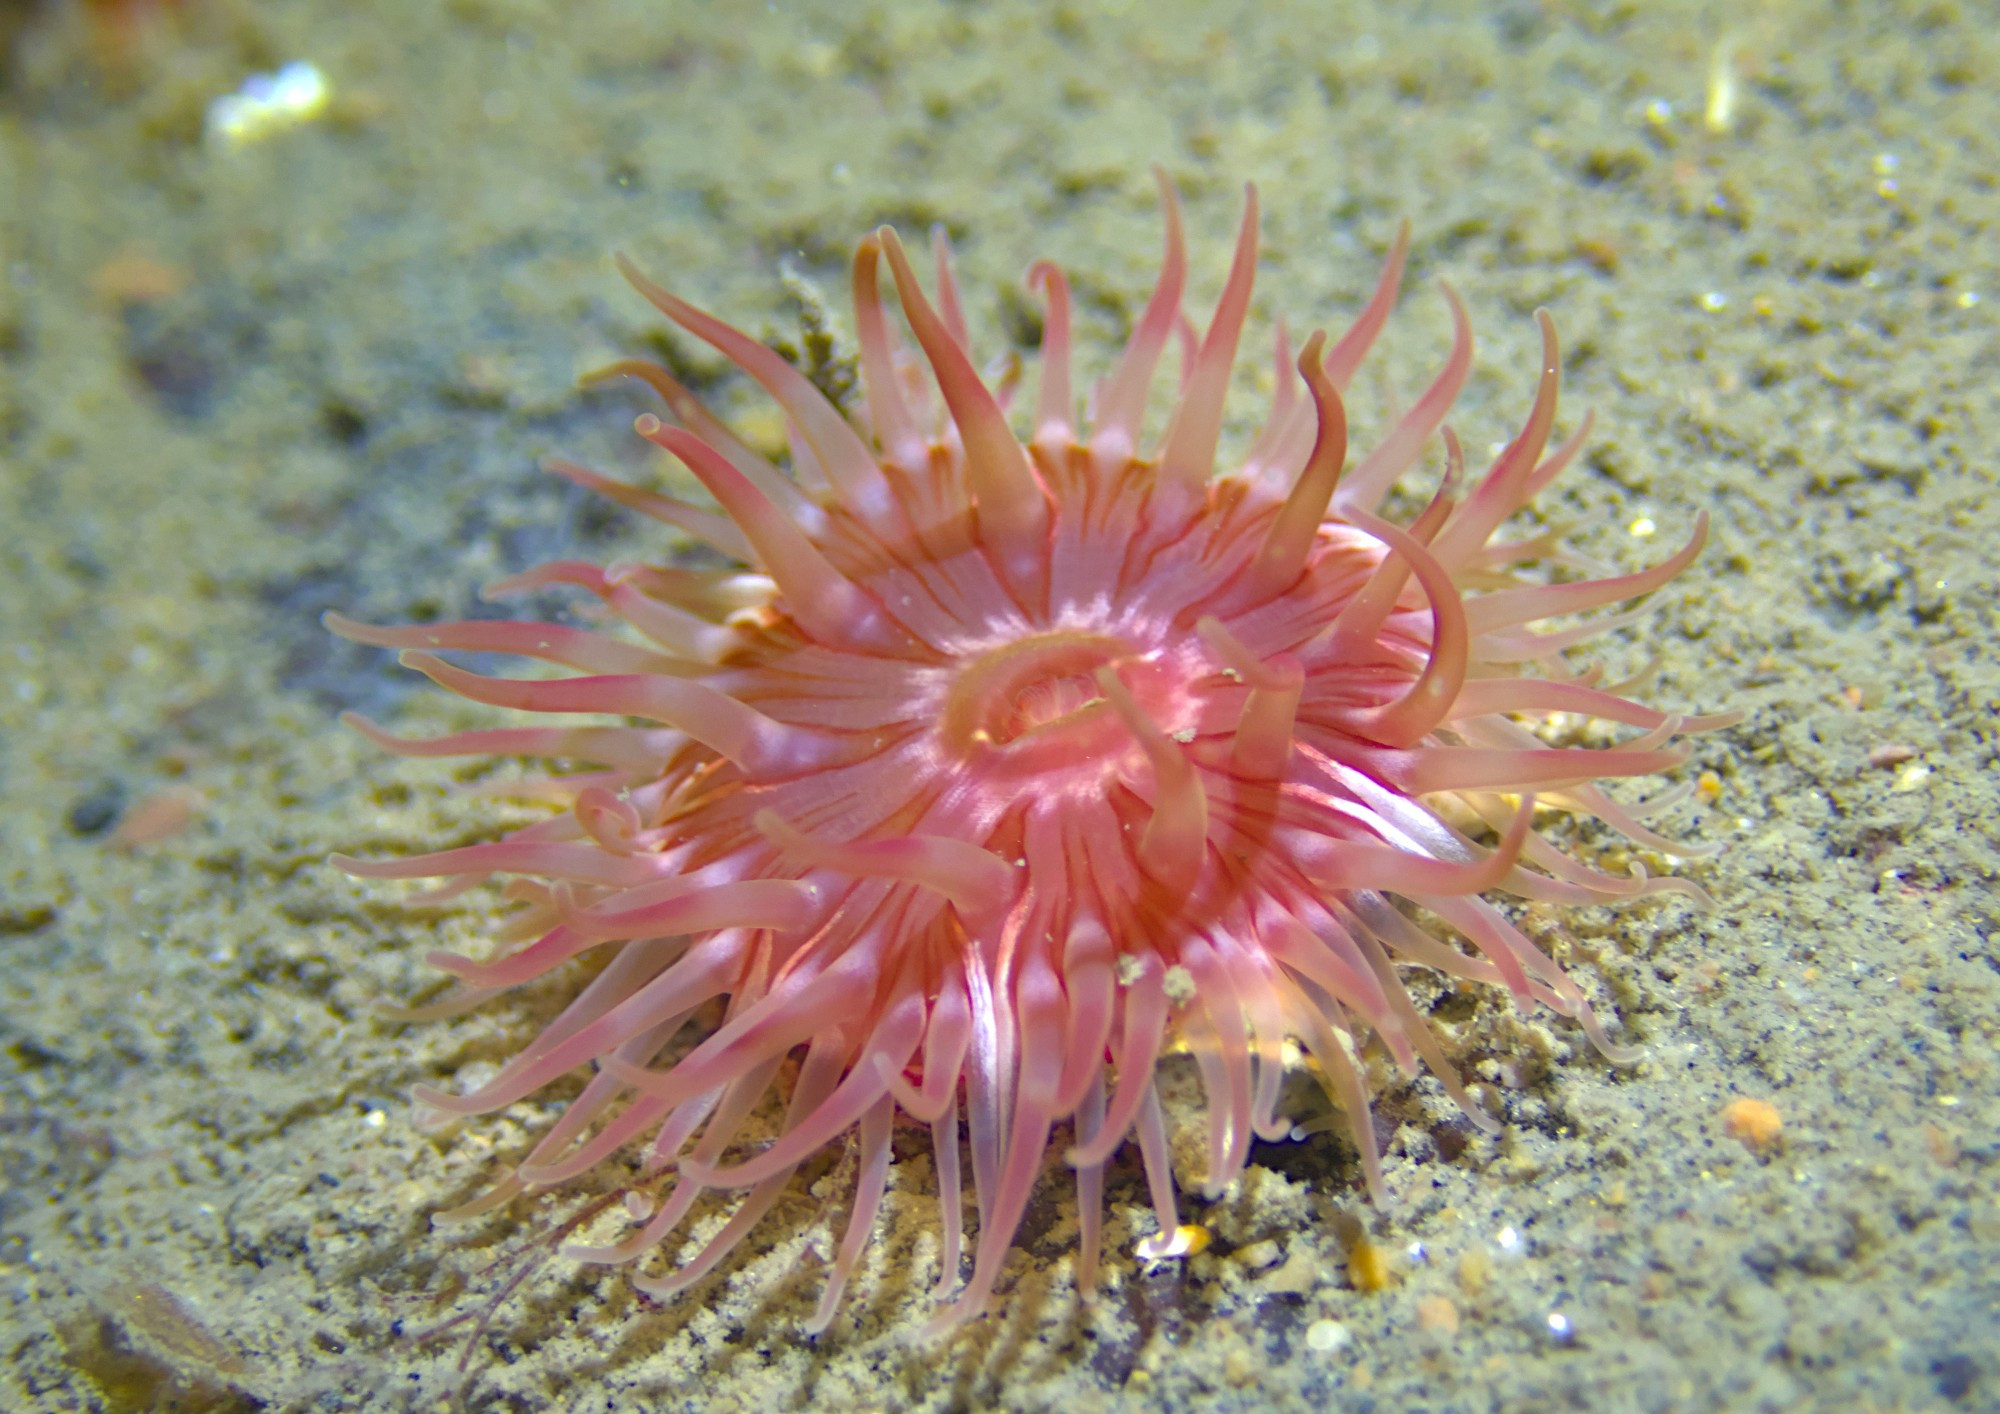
[917,1296,990,1342]
[1294,327,1328,378]
[576,361,627,390]
[369,995,421,1024]
[408,1081,455,1111]
[1254,1115,1294,1144]
[1667,839,1727,863]
[1465,1105,1504,1137]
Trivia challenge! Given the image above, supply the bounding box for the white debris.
[206,62,331,149]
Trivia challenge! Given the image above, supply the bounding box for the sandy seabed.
[1,1,1995,1410]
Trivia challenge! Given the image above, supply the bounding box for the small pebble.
[1347,1236,1392,1291]
[1261,1248,1319,1296]
[107,785,206,850]
[1232,1238,1281,1270]
[1304,1319,1350,1354]
[1721,1096,1784,1154]
[66,780,128,837]
[1415,1295,1461,1334]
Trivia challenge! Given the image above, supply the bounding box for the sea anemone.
[330,174,1733,1334]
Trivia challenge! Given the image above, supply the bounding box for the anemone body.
[334,177,1730,1333]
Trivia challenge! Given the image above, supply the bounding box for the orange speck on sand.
[1721,1097,1783,1154]
[1923,1122,1960,1168]
[1346,1235,1393,1292]
[83,0,186,66]
[108,785,205,851]
[1135,1223,1209,1261]
[1573,236,1621,274]
[90,251,190,306]
[1414,1295,1461,1334]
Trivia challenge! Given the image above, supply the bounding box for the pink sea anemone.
[330,174,1734,1333]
